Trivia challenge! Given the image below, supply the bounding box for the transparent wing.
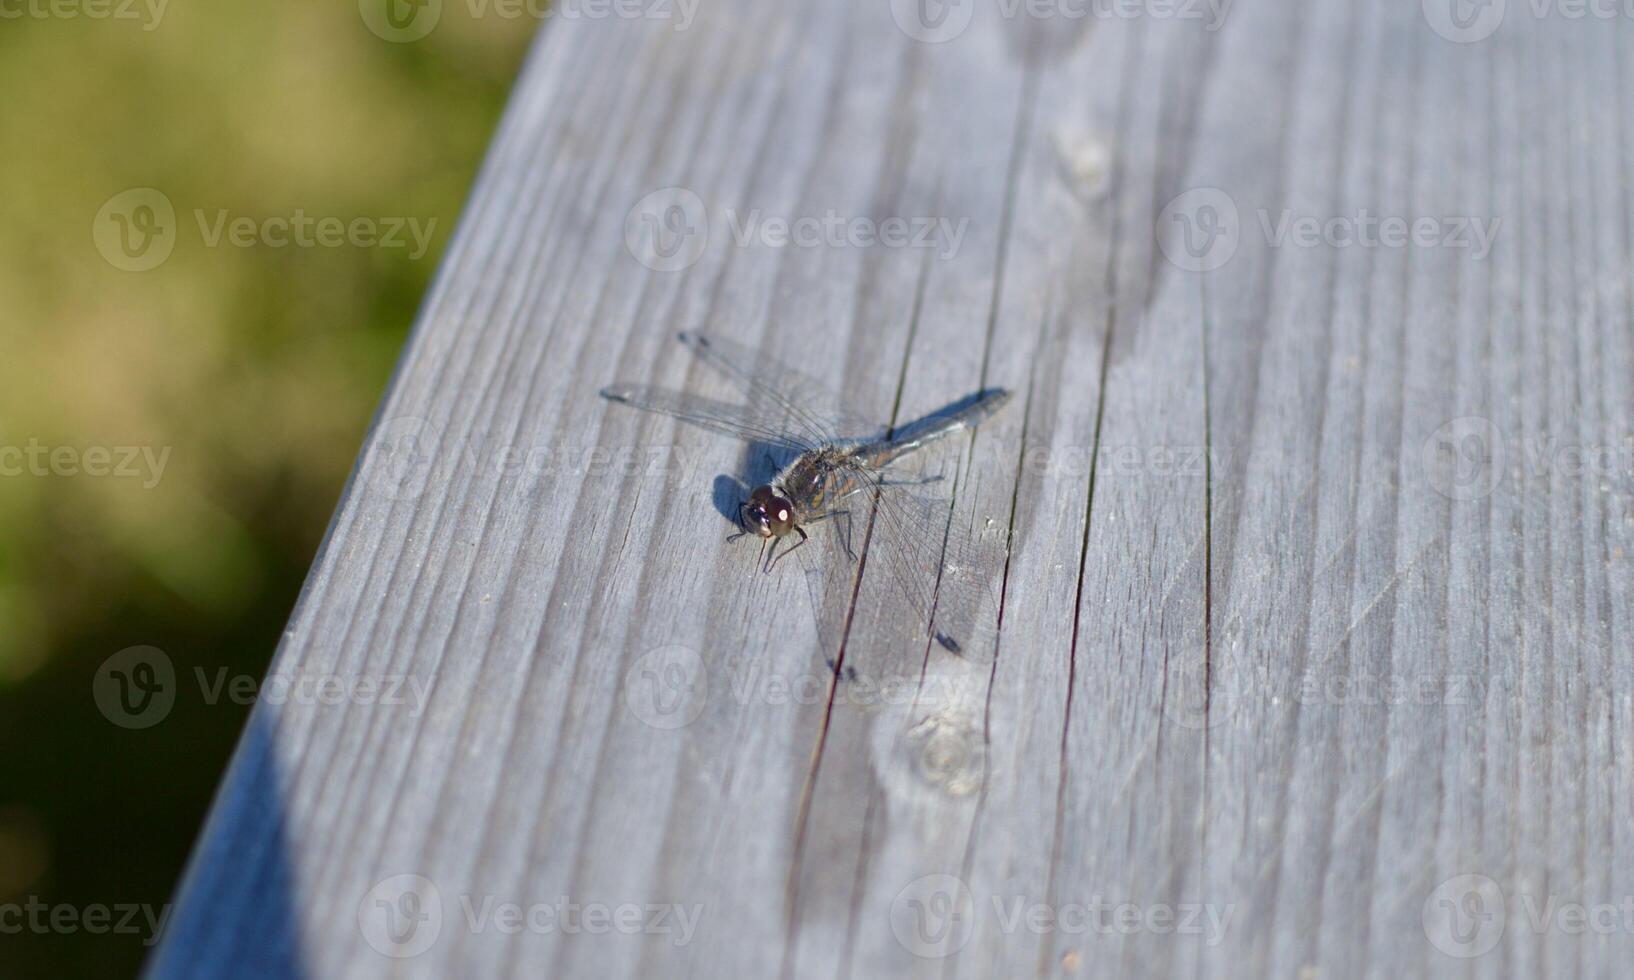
[599,384,816,453]
[842,460,1011,659]
[678,332,886,447]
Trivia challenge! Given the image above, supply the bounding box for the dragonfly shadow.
[711,474,748,524]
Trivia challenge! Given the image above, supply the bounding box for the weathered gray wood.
[148,2,1634,978]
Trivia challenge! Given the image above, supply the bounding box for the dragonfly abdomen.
[865,387,1012,470]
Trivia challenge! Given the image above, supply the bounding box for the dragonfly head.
[745,485,796,538]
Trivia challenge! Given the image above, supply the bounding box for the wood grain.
[147,2,1634,977]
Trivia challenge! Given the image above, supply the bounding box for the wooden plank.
[147,2,1634,978]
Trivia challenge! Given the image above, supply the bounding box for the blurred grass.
[0,2,535,974]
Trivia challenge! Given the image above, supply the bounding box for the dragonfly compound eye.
[764,496,796,532]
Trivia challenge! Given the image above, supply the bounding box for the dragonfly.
[600,332,1011,654]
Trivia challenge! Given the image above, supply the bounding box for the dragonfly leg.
[804,509,855,562]
[765,525,809,573]
[726,500,752,542]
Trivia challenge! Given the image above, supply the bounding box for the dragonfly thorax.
[744,484,797,538]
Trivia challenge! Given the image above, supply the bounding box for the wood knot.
[902,714,985,796]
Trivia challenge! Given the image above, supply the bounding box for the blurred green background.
[0,3,534,975]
